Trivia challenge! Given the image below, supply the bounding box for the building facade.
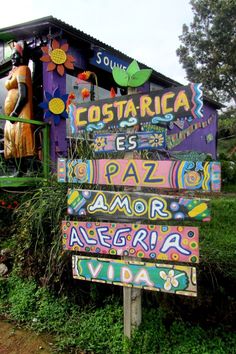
[0,16,221,168]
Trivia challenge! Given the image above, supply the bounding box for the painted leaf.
[128,69,153,87]
[126,60,140,77]
[112,67,129,87]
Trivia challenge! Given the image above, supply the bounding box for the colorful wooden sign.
[67,189,211,222]
[62,221,199,263]
[72,256,197,297]
[93,131,166,153]
[58,158,221,191]
[66,83,203,134]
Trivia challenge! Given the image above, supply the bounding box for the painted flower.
[39,88,69,125]
[77,71,92,81]
[160,269,179,291]
[81,88,90,100]
[93,136,106,151]
[40,39,75,76]
[148,133,164,148]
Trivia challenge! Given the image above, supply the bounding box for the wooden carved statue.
[4,41,35,160]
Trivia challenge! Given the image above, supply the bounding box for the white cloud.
[1,0,193,83]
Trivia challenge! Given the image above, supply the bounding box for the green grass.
[0,275,235,354]
[0,187,236,353]
[200,196,236,277]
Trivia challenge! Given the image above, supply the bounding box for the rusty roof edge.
[0,16,223,108]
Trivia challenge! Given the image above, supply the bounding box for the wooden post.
[42,124,50,180]
[123,87,142,338]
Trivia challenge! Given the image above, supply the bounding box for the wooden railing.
[0,114,50,187]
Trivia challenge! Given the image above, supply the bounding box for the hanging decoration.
[66,92,76,110]
[78,71,92,81]
[110,87,116,98]
[81,88,90,100]
[40,39,75,76]
[77,70,99,100]
[39,87,69,125]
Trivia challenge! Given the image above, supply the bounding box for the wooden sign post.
[124,89,141,337]
[58,74,220,340]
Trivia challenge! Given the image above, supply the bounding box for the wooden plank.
[92,131,166,153]
[57,158,221,191]
[0,114,48,126]
[67,189,211,221]
[66,84,203,134]
[0,177,46,188]
[72,255,197,297]
[62,221,199,263]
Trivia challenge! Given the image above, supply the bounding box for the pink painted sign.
[58,158,221,191]
[62,221,199,263]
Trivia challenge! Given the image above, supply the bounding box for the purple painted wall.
[169,104,217,159]
[43,66,67,168]
[42,45,86,168]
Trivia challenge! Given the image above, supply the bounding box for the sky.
[0,0,193,84]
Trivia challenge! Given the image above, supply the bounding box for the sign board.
[93,131,166,153]
[66,84,203,134]
[58,158,221,191]
[72,255,197,297]
[67,189,211,222]
[63,221,199,263]
[89,47,129,73]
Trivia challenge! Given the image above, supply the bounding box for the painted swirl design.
[74,162,87,182]
[184,171,201,187]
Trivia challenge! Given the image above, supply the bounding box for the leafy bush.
[221,160,236,185]
[7,275,37,322]
[218,107,236,139]
[9,178,69,290]
[129,309,236,354]
[32,287,71,333]
[57,301,123,354]
[200,196,236,277]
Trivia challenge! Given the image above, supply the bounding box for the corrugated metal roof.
[0,16,222,108]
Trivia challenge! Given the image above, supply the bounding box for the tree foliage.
[177,0,236,104]
[218,107,236,138]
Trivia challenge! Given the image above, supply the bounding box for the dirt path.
[0,320,54,354]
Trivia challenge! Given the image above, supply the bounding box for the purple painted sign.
[92,131,166,153]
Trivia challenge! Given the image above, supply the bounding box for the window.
[0,75,7,115]
[150,82,164,91]
[66,73,110,103]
